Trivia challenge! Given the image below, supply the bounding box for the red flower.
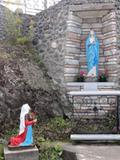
[80,71,85,76]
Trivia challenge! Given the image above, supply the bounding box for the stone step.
[70,134,120,141]
[62,144,120,160]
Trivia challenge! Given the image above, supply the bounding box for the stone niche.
[64,3,118,83]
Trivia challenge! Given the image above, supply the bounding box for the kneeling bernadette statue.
[8,104,37,147]
[86,29,99,77]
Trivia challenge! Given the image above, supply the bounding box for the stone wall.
[35,0,120,85]
[35,1,70,84]
[0,5,8,40]
[102,11,118,82]
[64,12,82,82]
[115,0,120,88]
[1,1,120,84]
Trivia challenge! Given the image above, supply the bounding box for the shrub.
[34,117,72,142]
[39,142,63,160]
[0,144,4,160]
[76,70,86,82]
[98,69,108,82]
[5,10,35,45]
[16,37,29,45]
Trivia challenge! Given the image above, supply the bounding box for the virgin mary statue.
[86,29,99,77]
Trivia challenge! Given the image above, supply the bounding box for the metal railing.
[0,0,61,15]
[68,91,120,134]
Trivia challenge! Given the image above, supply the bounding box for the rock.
[0,44,71,134]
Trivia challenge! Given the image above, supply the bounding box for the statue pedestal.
[4,145,39,160]
[85,76,97,82]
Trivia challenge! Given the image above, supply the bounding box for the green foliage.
[5,10,18,38]
[1,117,71,160]
[28,19,35,41]
[38,141,63,160]
[72,111,117,134]
[98,70,108,82]
[5,11,23,43]
[0,144,4,160]
[4,128,18,140]
[16,37,29,45]
[76,71,86,82]
[34,117,72,141]
[5,10,35,45]
[104,110,116,131]
[76,75,85,82]
[22,46,43,66]
[47,117,71,134]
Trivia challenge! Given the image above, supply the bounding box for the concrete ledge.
[70,134,120,141]
[66,82,116,92]
[62,144,120,160]
[69,3,115,11]
[4,145,39,160]
[66,82,115,87]
[68,90,120,96]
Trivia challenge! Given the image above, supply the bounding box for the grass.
[38,140,65,160]
[1,117,72,160]
[0,144,4,160]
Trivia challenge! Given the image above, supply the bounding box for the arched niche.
[64,3,117,83]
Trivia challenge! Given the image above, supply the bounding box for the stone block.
[64,68,79,74]
[103,37,117,45]
[66,41,80,48]
[4,146,39,160]
[66,46,80,54]
[68,13,82,23]
[67,26,81,34]
[103,30,116,37]
[102,11,116,22]
[103,24,116,33]
[82,23,102,29]
[103,21,116,27]
[65,59,79,65]
[67,21,81,27]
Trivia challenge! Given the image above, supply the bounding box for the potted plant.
[76,71,86,82]
[98,69,108,82]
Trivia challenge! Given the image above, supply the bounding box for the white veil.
[19,104,31,135]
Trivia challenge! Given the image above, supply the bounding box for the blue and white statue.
[86,29,99,77]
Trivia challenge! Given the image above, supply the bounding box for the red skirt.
[9,128,27,146]
[9,120,35,146]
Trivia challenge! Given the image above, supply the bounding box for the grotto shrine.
[36,0,120,91]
